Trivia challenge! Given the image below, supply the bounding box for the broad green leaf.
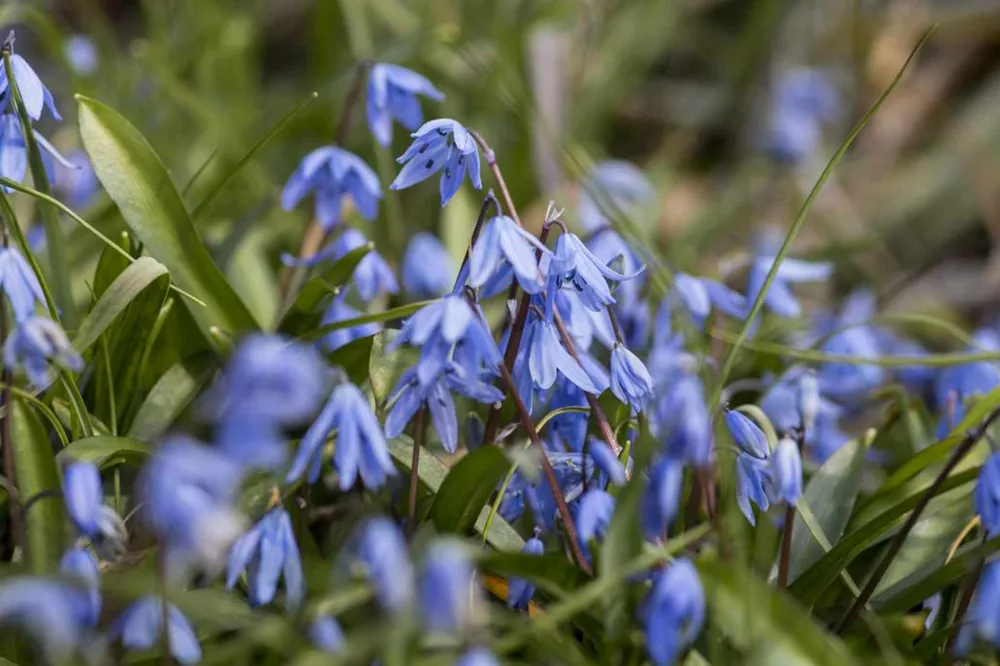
[127,353,217,441]
[301,301,430,343]
[698,554,858,665]
[369,330,420,406]
[788,433,870,582]
[429,446,510,535]
[11,402,65,572]
[55,436,150,469]
[277,244,373,335]
[77,95,258,344]
[479,552,589,597]
[598,473,645,643]
[327,334,375,386]
[74,257,169,352]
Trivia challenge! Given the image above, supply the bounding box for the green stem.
[0,191,59,322]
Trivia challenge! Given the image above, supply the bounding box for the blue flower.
[0,577,95,660]
[577,161,653,233]
[226,507,303,610]
[391,118,482,206]
[308,615,345,653]
[467,215,551,294]
[553,287,616,351]
[609,343,653,412]
[402,232,454,297]
[143,436,246,577]
[586,228,645,306]
[770,436,802,505]
[797,369,820,431]
[735,453,771,525]
[456,647,500,666]
[723,409,769,459]
[766,69,840,165]
[508,535,543,610]
[656,373,712,467]
[976,453,1000,537]
[643,559,705,666]
[0,48,60,121]
[550,232,644,312]
[0,246,43,322]
[282,228,398,301]
[642,456,684,540]
[111,597,202,664]
[64,35,99,76]
[55,149,99,207]
[934,349,1000,437]
[523,314,603,395]
[317,294,381,353]
[575,489,615,564]
[956,560,1000,655]
[4,316,83,389]
[282,146,382,230]
[747,256,832,319]
[0,114,75,193]
[367,63,445,148]
[547,379,589,451]
[349,518,414,613]
[59,548,100,628]
[588,436,627,487]
[62,461,126,553]
[419,539,477,634]
[672,273,748,326]
[286,382,393,489]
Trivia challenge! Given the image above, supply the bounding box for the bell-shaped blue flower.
[735,453,772,525]
[391,118,482,206]
[0,577,95,661]
[586,228,645,306]
[723,409,769,459]
[317,294,382,352]
[976,453,1000,537]
[642,456,684,540]
[62,461,126,553]
[0,48,60,120]
[286,382,393,489]
[656,374,712,467]
[575,489,615,564]
[956,560,1000,655]
[391,295,502,376]
[456,647,500,666]
[770,436,802,505]
[282,146,382,230]
[0,114,75,194]
[508,535,543,610]
[747,256,832,318]
[308,615,345,653]
[0,246,43,323]
[59,548,100,628]
[55,149,99,208]
[65,35,99,76]
[797,369,820,431]
[467,215,551,294]
[419,539,477,634]
[643,558,705,666]
[588,436,627,487]
[550,232,643,311]
[349,518,414,613]
[609,343,653,412]
[367,63,445,148]
[111,597,201,664]
[4,316,83,389]
[402,232,454,298]
[548,379,588,451]
[282,228,398,302]
[226,507,303,610]
[766,68,840,164]
[523,315,603,395]
[672,273,748,326]
[577,160,653,233]
[934,348,1000,437]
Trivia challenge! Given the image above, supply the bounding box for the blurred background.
[6,0,1000,330]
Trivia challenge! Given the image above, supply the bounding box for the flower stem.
[777,427,805,590]
[945,545,985,653]
[451,191,501,297]
[406,407,426,539]
[0,221,23,557]
[835,406,1000,634]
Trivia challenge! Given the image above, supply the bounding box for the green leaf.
[77,95,258,344]
[787,432,871,582]
[11,402,65,572]
[300,301,431,343]
[429,446,510,535]
[74,257,169,353]
[598,474,645,643]
[369,330,420,406]
[277,243,373,334]
[126,353,217,442]
[327,334,375,386]
[697,554,859,665]
[55,436,150,469]
[479,551,589,597]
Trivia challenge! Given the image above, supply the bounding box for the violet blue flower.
[656,374,712,467]
[609,343,654,412]
[575,489,615,564]
[0,114,75,193]
[0,577,95,660]
[746,256,832,319]
[391,118,482,206]
[508,534,544,610]
[282,146,382,230]
[282,228,398,302]
[419,539,477,634]
[0,47,60,120]
[349,518,414,613]
[955,559,1000,655]
[402,232,454,298]
[549,232,644,311]
[642,456,684,540]
[59,547,100,628]
[111,597,201,664]
[643,559,705,666]
[62,461,126,553]
[975,453,1000,537]
[309,615,345,653]
[367,63,445,148]
[317,294,382,352]
[226,507,304,610]
[770,436,802,505]
[723,409,769,459]
[577,161,654,234]
[467,215,551,294]
[64,35,99,76]
[0,246,43,322]
[4,316,83,389]
[523,315,603,395]
[766,68,840,165]
[456,647,500,666]
[735,453,771,525]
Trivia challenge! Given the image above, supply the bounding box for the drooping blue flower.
[55,149,99,208]
[642,456,684,540]
[746,256,832,319]
[672,273,749,327]
[575,489,615,564]
[797,369,820,431]
[286,382,393,489]
[62,461,126,553]
[419,539,477,634]
[143,436,246,578]
[813,293,885,402]
[456,647,500,666]
[770,436,802,505]
[226,507,303,610]
[308,615,345,653]
[976,453,1000,537]
[111,597,202,664]
[391,118,482,206]
[402,232,454,297]
[64,35,99,76]
[586,227,645,307]
[0,246,43,322]
[349,518,414,613]
[656,373,712,467]
[643,559,705,666]
[0,47,60,121]
[760,367,848,459]
[766,68,840,165]
[934,347,1000,437]
[4,316,83,389]
[508,535,544,610]
[467,215,551,294]
[282,228,398,301]
[0,577,95,660]
[588,436,627,487]
[547,379,589,451]
[554,286,616,352]
[609,343,653,412]
[550,232,644,311]
[317,294,382,353]
[367,63,445,148]
[523,314,603,395]
[578,160,654,234]
[282,146,382,230]
[955,559,1000,655]
[723,409,770,459]
[0,113,75,193]
[510,451,596,531]
[735,453,771,525]
[59,548,100,628]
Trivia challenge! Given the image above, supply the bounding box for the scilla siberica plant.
[0,17,998,666]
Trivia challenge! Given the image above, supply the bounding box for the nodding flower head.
[318,294,382,353]
[956,560,1000,655]
[418,539,479,634]
[3,316,82,389]
[609,343,654,413]
[550,232,644,311]
[746,256,832,319]
[735,453,771,526]
[0,246,44,323]
[507,535,544,610]
[0,576,97,661]
[766,68,840,165]
[281,146,382,231]
[577,160,654,233]
[642,456,684,540]
[975,453,1000,538]
[522,314,605,396]
[62,461,126,556]
[575,489,615,564]
[226,507,304,610]
[770,436,802,505]
[0,46,61,121]
[402,232,454,298]
[282,228,398,302]
[467,215,551,295]
[391,118,482,206]
[111,597,201,665]
[643,559,705,666]
[366,63,445,148]
[348,518,414,613]
[309,615,345,653]
[723,409,770,460]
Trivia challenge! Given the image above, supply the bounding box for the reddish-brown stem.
[406,408,426,538]
[452,191,501,295]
